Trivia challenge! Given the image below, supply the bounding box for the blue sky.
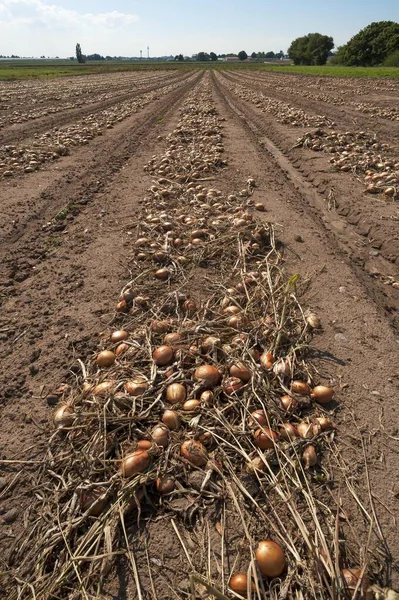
[1,0,399,57]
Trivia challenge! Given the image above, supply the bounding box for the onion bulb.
[151,320,170,334]
[200,390,214,403]
[311,385,334,404]
[166,383,186,404]
[53,404,74,428]
[80,487,107,517]
[315,416,334,432]
[183,399,201,411]
[306,313,321,329]
[156,476,176,495]
[297,422,313,439]
[155,268,170,280]
[93,381,115,397]
[115,343,129,356]
[254,428,279,449]
[110,330,129,343]
[181,439,208,466]
[120,450,150,477]
[153,345,174,366]
[96,350,116,368]
[279,422,298,441]
[302,445,317,467]
[256,539,286,578]
[229,573,255,594]
[291,380,311,396]
[341,568,369,591]
[260,351,274,370]
[137,440,152,450]
[201,336,221,353]
[162,409,180,430]
[229,362,251,382]
[125,378,147,396]
[279,395,298,413]
[223,377,244,395]
[194,365,221,387]
[250,409,268,427]
[152,426,170,448]
[163,332,181,346]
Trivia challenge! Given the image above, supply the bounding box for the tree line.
[287,21,399,66]
[74,22,399,68]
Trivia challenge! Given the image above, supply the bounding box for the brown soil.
[0,70,398,598]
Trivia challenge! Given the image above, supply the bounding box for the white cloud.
[0,0,139,30]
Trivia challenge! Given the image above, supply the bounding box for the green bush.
[384,49,399,66]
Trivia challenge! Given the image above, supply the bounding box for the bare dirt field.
[0,69,398,600]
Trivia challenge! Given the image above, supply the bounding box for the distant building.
[223,56,239,61]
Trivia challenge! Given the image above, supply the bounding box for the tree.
[238,50,248,61]
[209,52,218,61]
[175,54,184,61]
[75,43,85,64]
[336,21,399,66]
[265,51,275,59]
[251,52,257,59]
[288,33,333,65]
[197,52,210,61]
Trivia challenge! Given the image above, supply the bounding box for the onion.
[232,333,248,345]
[162,409,180,430]
[229,573,255,594]
[227,315,245,329]
[302,445,317,468]
[120,450,151,477]
[250,409,268,427]
[306,313,320,329]
[315,416,334,432]
[80,487,107,517]
[163,332,181,346]
[279,395,298,413]
[53,404,74,428]
[311,385,334,404]
[93,381,115,397]
[183,399,201,411]
[256,539,286,578]
[229,362,251,382]
[291,380,311,396]
[151,320,170,334]
[341,568,369,591]
[155,268,170,280]
[273,359,290,378]
[223,305,240,315]
[247,456,266,474]
[254,428,279,449]
[194,365,221,387]
[152,426,170,448]
[279,422,297,441]
[201,336,221,353]
[181,439,208,466]
[110,330,129,343]
[200,390,214,403]
[115,343,129,356]
[156,476,176,495]
[96,350,116,368]
[166,383,186,404]
[125,378,147,396]
[153,250,168,263]
[260,351,274,369]
[116,300,127,313]
[297,422,313,439]
[153,345,174,366]
[223,377,244,395]
[183,299,197,315]
[137,440,152,450]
